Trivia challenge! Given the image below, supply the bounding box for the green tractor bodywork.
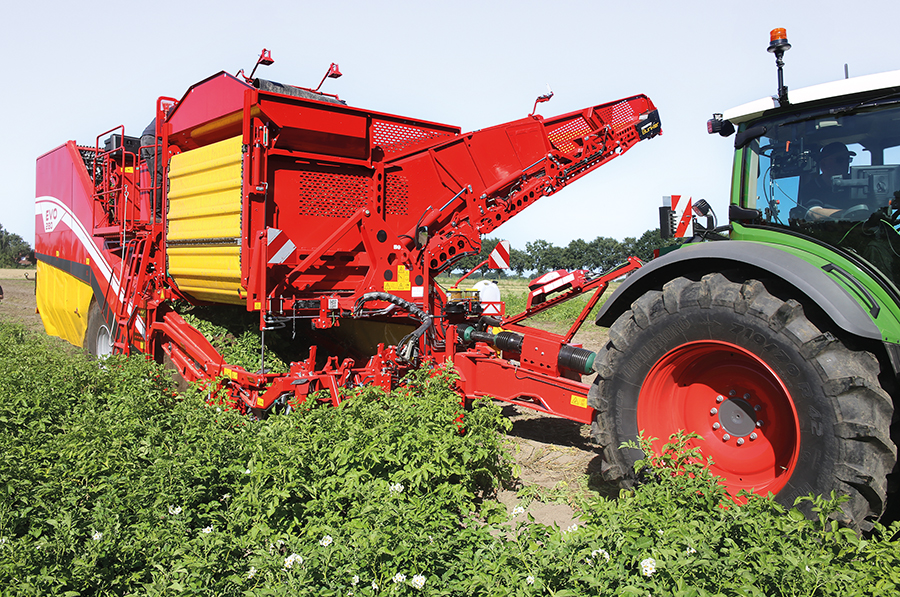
[591,65,900,529]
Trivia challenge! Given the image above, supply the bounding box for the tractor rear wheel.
[589,273,896,529]
[84,301,114,358]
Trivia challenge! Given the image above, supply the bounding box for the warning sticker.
[384,265,411,292]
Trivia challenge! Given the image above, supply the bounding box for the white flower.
[351,575,360,585]
[511,505,525,516]
[411,574,426,590]
[371,581,379,591]
[245,468,252,475]
[248,566,256,579]
[168,505,182,515]
[592,548,610,562]
[686,546,697,554]
[92,531,103,541]
[221,493,231,501]
[805,565,811,572]
[201,526,213,534]
[392,573,407,584]
[657,529,664,536]
[389,482,404,494]
[269,539,286,554]
[284,553,303,569]
[319,534,333,547]
[563,523,578,534]
[640,557,656,577]
[526,575,535,585]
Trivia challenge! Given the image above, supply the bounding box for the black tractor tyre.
[83,300,114,358]
[588,273,896,530]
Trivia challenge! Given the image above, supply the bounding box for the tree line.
[452,229,679,277]
[0,224,33,268]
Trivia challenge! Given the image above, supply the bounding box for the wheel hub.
[714,395,757,438]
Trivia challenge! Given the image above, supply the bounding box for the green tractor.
[591,29,900,529]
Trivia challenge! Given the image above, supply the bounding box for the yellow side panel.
[35,260,93,347]
[167,135,244,305]
[167,245,243,304]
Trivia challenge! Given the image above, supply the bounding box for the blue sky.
[4,0,897,251]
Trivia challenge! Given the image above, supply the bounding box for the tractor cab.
[732,89,900,285]
[712,51,900,288]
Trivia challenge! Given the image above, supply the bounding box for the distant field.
[435,275,615,354]
[0,268,35,279]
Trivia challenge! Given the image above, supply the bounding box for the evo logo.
[43,206,62,233]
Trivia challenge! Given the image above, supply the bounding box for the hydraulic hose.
[354,292,433,363]
[457,325,596,375]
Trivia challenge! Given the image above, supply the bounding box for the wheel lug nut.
[722,434,731,441]
[750,432,758,440]
[716,395,724,403]
[712,422,721,430]
[743,393,751,400]
[756,420,764,427]
[729,390,736,396]
[710,408,718,415]
[736,438,744,445]
[754,404,761,411]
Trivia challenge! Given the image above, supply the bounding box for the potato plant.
[0,321,898,596]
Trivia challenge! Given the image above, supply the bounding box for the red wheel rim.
[637,340,800,499]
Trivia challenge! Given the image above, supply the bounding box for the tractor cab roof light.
[767,28,791,106]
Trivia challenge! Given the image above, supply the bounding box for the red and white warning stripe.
[267,228,297,265]
[488,240,510,269]
[664,195,693,238]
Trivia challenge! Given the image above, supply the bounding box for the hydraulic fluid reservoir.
[472,280,502,315]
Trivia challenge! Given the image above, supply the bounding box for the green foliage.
[0,224,33,268]
[1,322,899,596]
[176,303,290,374]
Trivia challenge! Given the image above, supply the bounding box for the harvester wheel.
[84,301,114,358]
[589,273,896,529]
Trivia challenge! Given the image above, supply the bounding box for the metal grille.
[297,171,368,218]
[385,173,409,216]
[546,117,592,154]
[610,101,637,131]
[373,120,454,157]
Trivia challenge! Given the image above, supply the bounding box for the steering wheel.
[836,204,872,221]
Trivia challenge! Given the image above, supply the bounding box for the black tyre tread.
[589,273,896,528]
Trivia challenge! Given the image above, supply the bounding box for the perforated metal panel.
[385,173,409,216]
[297,171,368,218]
[608,100,638,131]
[373,120,455,157]
[546,117,592,154]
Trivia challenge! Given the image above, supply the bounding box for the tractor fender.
[596,240,882,341]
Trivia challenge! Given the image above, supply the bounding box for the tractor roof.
[723,69,900,124]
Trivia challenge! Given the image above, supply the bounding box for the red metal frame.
[35,64,661,424]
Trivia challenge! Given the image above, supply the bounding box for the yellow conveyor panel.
[167,135,244,305]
